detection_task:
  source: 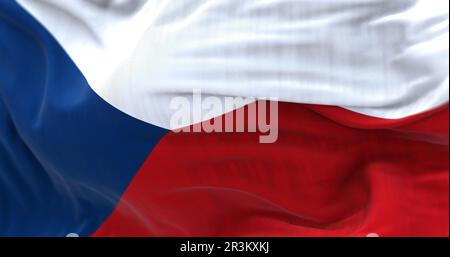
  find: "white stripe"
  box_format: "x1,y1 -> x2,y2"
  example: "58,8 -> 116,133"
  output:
18,0 -> 449,128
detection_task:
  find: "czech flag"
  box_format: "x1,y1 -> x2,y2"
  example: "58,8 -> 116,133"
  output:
0,0 -> 448,237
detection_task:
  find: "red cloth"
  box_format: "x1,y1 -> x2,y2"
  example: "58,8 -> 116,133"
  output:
94,102 -> 449,236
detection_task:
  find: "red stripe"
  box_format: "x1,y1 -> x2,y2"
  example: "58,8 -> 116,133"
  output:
93,103 -> 449,236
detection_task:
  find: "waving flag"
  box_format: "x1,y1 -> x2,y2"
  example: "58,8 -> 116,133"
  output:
0,0 -> 448,237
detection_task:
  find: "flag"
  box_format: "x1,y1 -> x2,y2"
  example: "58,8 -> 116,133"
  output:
0,0 -> 448,237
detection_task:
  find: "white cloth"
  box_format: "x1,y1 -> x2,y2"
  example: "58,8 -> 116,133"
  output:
18,0 -> 449,128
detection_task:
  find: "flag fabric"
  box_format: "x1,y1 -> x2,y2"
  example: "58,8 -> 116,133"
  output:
0,0 -> 448,237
